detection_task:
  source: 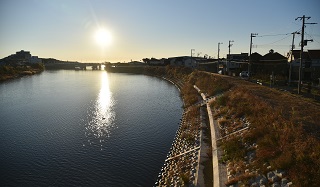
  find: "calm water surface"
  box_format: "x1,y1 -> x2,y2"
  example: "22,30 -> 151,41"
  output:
0,70 -> 183,186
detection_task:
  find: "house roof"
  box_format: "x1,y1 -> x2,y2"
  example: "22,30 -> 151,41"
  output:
227,53 -> 248,61
129,61 -> 142,64
308,50 -> 320,59
263,52 -> 287,62
291,50 -> 309,60
168,56 -> 191,59
168,56 -> 208,62
250,52 -> 262,61
291,50 -> 320,60
250,51 -> 287,63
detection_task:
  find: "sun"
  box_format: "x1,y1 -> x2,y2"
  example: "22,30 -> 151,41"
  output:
95,28 -> 112,46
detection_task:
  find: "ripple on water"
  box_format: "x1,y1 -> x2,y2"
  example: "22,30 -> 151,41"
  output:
0,71 -> 183,186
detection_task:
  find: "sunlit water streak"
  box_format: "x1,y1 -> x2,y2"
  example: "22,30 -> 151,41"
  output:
83,72 -> 116,148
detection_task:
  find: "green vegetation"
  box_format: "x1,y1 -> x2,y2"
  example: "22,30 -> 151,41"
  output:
0,63 -> 44,81
221,136 -> 246,161
145,66 -> 320,186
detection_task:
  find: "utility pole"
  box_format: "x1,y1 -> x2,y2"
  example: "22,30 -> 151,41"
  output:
191,49 -> 195,58
218,42 -> 223,73
228,40 -> 234,59
289,31 -> 300,85
248,33 -> 258,75
296,15 -> 317,94
191,49 -> 195,67
228,40 -> 234,74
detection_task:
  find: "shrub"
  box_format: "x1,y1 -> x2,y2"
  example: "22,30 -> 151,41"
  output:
222,137 -> 245,161
215,94 -> 227,106
180,172 -> 190,186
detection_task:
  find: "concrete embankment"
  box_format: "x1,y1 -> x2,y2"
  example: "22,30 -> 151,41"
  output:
154,77 -> 226,186
153,77 -> 202,186
161,77 -> 181,91
105,66 -> 145,74
154,109 -> 201,186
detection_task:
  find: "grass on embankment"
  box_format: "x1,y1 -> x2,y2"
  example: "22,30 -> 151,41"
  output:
190,70 -> 320,186
145,66 -> 320,186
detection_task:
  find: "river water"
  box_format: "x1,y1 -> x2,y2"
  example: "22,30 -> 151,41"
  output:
0,70 -> 183,186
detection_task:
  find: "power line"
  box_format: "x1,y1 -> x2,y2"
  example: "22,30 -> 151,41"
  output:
310,34 -> 320,37
305,32 -> 320,45
257,34 -> 292,46
258,44 -> 291,46
256,45 -> 292,49
256,33 -> 290,37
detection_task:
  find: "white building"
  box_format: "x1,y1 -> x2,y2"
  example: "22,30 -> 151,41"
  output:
169,56 -> 198,68
30,56 -> 42,64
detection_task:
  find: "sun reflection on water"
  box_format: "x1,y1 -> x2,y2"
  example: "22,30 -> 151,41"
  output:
84,72 -> 115,149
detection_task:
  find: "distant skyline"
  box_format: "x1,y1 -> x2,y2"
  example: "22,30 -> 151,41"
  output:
1,0 -> 320,63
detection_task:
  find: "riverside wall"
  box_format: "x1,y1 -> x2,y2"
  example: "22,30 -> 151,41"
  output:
105,66 -> 145,74
154,76 -> 201,186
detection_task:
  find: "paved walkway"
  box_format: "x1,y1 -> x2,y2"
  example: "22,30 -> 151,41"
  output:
196,106 -> 213,187
194,85 -> 227,187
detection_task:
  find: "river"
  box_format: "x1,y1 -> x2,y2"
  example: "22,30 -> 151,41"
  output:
0,70 -> 183,186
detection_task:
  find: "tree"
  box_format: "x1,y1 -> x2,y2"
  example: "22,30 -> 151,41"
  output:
142,58 -> 150,64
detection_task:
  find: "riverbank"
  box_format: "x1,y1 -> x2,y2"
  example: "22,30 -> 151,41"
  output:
105,65 -> 145,74
143,67 -> 214,186
144,66 -> 320,186
0,64 -> 44,81
153,75 -> 205,186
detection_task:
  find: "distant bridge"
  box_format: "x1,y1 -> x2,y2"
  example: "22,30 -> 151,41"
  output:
44,62 -> 104,70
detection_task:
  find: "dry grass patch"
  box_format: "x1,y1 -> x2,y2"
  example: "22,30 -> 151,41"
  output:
145,66 -> 320,186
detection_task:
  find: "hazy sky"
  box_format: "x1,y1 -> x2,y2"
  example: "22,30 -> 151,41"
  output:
1,0 -> 320,62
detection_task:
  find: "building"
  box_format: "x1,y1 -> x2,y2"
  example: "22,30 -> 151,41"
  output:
169,56 -> 199,68
224,53 -> 248,75
128,61 -> 146,66
222,50 -> 288,77
226,53 -> 248,61
1,50 -> 42,65
148,58 -> 166,66
30,56 -> 42,64
15,50 -> 32,62
41,58 -> 60,64
288,49 -> 320,81
251,49 -> 288,76
144,56 -> 200,68
197,59 -> 218,72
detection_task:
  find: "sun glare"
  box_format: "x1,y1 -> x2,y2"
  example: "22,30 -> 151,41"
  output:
95,28 -> 112,46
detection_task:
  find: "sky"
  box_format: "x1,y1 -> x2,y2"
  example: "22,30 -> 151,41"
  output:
1,0 -> 320,63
